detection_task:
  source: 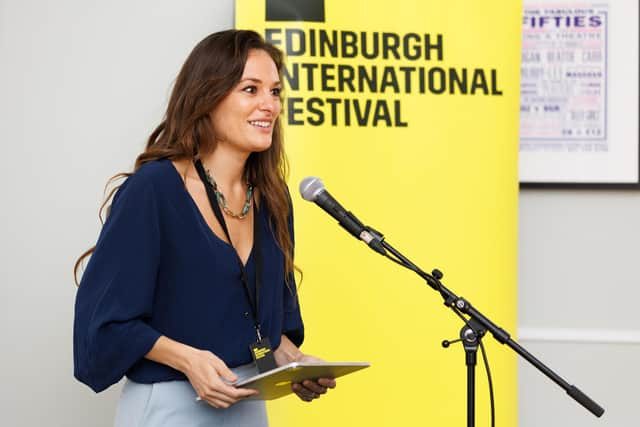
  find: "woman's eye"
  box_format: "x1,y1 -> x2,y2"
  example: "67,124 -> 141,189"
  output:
271,87 -> 282,96
242,85 -> 257,94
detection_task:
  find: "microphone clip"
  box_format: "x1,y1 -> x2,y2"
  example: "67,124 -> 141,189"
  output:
359,225 -> 386,256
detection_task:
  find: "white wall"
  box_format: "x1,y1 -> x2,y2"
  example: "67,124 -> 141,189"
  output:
0,1 -> 233,425
1,1 -> 637,426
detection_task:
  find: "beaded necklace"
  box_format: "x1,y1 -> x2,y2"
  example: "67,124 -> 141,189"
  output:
203,168 -> 254,219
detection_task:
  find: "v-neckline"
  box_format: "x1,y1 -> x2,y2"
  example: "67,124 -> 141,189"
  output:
166,160 -> 255,267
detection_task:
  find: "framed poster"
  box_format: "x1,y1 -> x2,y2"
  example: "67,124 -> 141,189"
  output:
519,0 -> 640,187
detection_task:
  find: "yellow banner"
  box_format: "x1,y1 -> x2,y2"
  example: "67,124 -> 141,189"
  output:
237,1 -> 521,425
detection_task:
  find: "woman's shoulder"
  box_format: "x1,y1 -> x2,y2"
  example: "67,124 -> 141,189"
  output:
134,159 -> 177,183
125,159 -> 183,190
114,159 -> 178,202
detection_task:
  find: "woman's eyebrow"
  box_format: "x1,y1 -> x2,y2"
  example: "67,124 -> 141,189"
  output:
239,77 -> 281,85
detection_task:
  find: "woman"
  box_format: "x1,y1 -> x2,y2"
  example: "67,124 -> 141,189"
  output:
73,30 -> 335,426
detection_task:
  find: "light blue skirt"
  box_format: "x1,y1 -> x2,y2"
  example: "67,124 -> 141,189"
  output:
114,364 -> 268,427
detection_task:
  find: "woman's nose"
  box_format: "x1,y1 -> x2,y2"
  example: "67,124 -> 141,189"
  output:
258,91 -> 278,113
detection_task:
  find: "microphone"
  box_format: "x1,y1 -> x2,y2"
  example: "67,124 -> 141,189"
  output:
299,177 -> 386,255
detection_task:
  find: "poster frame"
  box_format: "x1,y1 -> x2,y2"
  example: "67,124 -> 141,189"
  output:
519,3 -> 640,189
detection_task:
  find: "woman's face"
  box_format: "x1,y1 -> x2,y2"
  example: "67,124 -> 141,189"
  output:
211,49 -> 282,155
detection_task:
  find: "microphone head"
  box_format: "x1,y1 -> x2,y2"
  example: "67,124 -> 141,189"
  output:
299,176 -> 325,201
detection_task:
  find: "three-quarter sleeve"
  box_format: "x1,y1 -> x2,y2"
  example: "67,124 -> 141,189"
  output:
281,199 -> 304,347
73,173 -> 162,392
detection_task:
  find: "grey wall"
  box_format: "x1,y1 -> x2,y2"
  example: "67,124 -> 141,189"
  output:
518,190 -> 640,427
1,1 -> 637,426
0,1 -> 233,426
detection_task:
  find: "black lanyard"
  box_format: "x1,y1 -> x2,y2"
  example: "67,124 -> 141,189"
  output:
194,160 -> 264,341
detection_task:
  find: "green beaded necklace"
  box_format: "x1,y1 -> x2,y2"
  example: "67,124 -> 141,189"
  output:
203,168 -> 254,219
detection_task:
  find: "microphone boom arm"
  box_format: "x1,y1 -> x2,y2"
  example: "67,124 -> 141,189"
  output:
375,236 -> 605,419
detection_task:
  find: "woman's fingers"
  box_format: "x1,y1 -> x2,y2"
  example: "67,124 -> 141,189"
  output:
200,384 -> 259,407
225,385 -> 259,400
202,390 -> 236,408
301,380 -> 327,394
292,379 -> 336,402
317,377 -> 337,389
208,379 -> 258,399
292,383 -> 316,402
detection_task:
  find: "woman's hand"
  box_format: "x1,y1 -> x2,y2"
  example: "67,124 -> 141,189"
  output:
291,354 -> 337,402
145,336 -> 258,408
274,335 -> 337,403
183,348 -> 258,408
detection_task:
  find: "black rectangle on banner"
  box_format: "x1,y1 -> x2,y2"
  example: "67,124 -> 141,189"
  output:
265,0 -> 325,22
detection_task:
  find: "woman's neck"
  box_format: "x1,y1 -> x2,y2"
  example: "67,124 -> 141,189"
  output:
199,146 -> 250,192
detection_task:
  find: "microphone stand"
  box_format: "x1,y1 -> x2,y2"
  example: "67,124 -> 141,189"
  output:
364,227 -> 604,426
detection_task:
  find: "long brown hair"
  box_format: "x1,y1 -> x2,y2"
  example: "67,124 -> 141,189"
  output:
74,30 -> 295,285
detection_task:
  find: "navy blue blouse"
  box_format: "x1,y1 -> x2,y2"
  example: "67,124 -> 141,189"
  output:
73,160 -> 304,393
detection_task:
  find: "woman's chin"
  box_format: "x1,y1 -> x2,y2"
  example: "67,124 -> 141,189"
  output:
249,139 -> 273,153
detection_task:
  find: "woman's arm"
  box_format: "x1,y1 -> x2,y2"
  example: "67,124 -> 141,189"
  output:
74,174 -> 163,392
274,335 -> 337,402
145,336 -> 257,408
